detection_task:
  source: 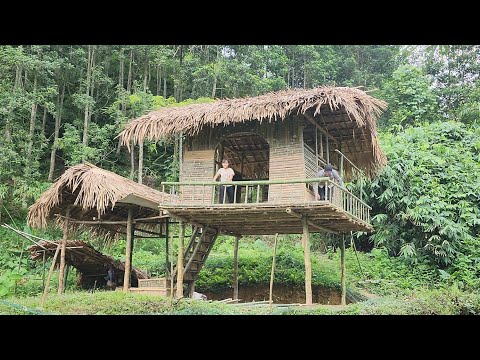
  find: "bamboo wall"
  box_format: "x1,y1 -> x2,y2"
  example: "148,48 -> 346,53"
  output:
181,115 -> 308,204
180,150 -> 215,203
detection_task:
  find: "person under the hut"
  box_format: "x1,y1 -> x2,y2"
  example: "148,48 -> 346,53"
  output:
105,265 -> 117,290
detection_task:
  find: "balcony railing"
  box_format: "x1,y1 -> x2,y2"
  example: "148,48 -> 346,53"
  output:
161,178 -> 371,224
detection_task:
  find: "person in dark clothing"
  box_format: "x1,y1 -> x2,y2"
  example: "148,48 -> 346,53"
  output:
313,164 -> 344,201
105,265 -> 117,290
232,171 -> 243,203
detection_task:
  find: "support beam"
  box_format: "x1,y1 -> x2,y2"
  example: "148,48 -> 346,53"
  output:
269,233 -> 279,305
233,235 -> 240,300
41,242 -> 61,307
302,216 -> 312,305
341,234 -> 346,306
123,207 -> 134,291
285,208 -> 339,234
162,210 -> 241,238
304,113 -> 338,146
58,207 -> 70,294
176,221 -> 186,298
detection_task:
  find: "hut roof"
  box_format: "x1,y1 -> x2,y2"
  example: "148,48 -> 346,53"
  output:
28,240 -> 148,286
27,162 -> 170,238
118,86 -> 388,175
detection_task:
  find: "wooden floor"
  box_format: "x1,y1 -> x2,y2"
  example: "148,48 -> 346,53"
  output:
160,201 -> 373,235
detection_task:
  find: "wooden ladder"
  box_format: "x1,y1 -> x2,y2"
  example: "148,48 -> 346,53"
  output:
172,225 -> 218,296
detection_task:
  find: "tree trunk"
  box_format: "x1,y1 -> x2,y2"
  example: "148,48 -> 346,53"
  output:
48,83 -> 65,181
82,45 -> 95,151
41,106 -> 47,139
143,47 -> 149,92
156,65 -> 161,95
130,140 -> 135,180
163,73 -> 167,99
138,139 -> 143,184
119,47 -> 125,113
126,49 -> 133,95
211,46 -> 220,98
27,75 -> 38,161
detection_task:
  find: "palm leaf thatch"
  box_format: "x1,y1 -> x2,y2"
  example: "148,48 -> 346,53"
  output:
27,162 -> 169,238
118,86 -> 388,173
28,240 -> 148,288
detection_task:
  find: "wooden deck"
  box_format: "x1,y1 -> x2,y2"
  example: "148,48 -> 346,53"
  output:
160,202 -> 372,235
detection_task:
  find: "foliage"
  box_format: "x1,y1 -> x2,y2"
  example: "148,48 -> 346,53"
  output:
0,270 -> 23,298
379,64 -> 438,129
195,236 -> 340,292
363,121 -> 480,267
423,45 -> 480,125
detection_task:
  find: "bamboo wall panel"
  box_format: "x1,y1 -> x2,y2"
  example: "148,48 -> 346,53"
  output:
182,116 -> 308,204
181,149 -> 214,204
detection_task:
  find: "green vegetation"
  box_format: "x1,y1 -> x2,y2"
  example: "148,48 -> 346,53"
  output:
2,45 -> 480,314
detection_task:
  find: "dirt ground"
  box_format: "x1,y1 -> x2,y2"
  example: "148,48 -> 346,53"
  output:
200,284 -> 351,304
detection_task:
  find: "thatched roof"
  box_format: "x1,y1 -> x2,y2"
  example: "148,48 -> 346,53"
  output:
118,86 -> 387,175
28,240 -> 148,288
27,162 -> 170,238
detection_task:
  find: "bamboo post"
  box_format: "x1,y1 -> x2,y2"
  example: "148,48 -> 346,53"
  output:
63,264 -> 70,291
269,233 -> 279,306
123,207 -> 134,291
58,207 -> 70,294
169,222 -> 175,303
165,218 -> 169,278
233,235 -> 241,300
42,250 -> 46,288
175,221 -> 185,298
340,234 -> 346,306
302,216 -> 312,305
41,242 -> 62,307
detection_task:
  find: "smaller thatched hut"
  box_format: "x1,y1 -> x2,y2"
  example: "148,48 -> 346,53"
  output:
28,240 -> 149,289
27,162 -> 170,239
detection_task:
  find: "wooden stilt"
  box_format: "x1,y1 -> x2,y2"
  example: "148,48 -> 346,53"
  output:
123,207 -> 134,291
175,221 -> 185,298
63,264 -> 70,291
169,222 -> 175,302
42,250 -> 46,288
233,235 -> 240,300
269,233 -> 279,306
41,242 -> 61,307
302,216 -> 312,305
58,207 -> 70,294
340,234 -> 346,306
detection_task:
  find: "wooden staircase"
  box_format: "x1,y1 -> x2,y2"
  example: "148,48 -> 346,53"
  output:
172,225 -> 219,296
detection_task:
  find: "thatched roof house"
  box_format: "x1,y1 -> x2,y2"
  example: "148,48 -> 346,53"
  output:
27,162 -> 170,238
119,86 -> 387,179
28,240 -> 148,288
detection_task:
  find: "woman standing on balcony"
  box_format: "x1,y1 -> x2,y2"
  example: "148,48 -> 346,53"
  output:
213,158 -> 235,203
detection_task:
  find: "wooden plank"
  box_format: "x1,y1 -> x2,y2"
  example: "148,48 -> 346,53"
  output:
41,242 -> 61,307
269,233 -> 279,305
341,234 -> 346,306
176,222 -> 186,298
302,217 -> 312,305
233,235 -> 240,300
58,207 -> 70,294
123,208 -> 134,291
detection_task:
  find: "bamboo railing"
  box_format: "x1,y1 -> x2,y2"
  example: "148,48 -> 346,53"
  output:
161,178 -> 371,224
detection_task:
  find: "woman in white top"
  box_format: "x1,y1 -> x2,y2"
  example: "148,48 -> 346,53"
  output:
213,159 -> 235,203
